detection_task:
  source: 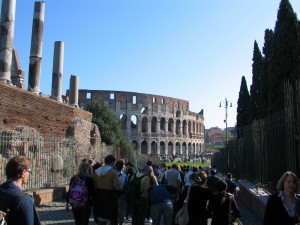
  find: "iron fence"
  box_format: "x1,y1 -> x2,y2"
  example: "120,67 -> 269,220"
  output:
0,131 -> 103,191
212,80 -> 300,191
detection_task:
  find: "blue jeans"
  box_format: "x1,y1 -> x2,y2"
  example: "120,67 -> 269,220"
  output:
131,197 -> 147,225
151,201 -> 173,225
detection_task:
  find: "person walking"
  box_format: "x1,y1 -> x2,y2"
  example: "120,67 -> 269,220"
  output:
207,179 -> 240,225
263,171 -> 300,225
93,155 -> 121,225
66,162 -> 95,225
148,184 -> 177,225
116,160 -> 127,225
0,156 -> 41,225
178,173 -> 212,225
129,166 -> 150,225
225,173 -> 239,196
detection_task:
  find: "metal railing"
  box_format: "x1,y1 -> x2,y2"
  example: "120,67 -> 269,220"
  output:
0,131 -> 103,191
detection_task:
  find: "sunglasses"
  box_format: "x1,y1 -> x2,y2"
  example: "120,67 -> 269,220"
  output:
25,169 -> 32,173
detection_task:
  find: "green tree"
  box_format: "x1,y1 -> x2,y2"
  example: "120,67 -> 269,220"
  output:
86,101 -> 133,155
237,76 -> 250,138
250,41 -> 263,122
268,0 -> 299,114
259,29 -> 274,118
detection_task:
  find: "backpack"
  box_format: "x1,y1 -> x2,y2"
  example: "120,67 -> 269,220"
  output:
127,174 -> 146,199
0,191 -> 27,225
69,176 -> 89,208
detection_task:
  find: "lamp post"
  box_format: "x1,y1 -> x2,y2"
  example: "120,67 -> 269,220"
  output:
219,98 -> 232,168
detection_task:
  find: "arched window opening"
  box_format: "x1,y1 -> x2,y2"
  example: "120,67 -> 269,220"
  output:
176,119 -> 180,135
151,117 -> 157,133
168,142 -> 173,156
168,118 -> 174,132
141,107 -> 148,114
119,114 -> 127,129
183,120 -> 187,135
176,142 -> 180,156
131,115 -> 138,129
151,142 -> 157,155
160,142 -> 166,156
132,141 -> 138,151
142,117 -> 148,132
141,140 -> 148,154
160,117 -> 166,131
176,110 -> 181,118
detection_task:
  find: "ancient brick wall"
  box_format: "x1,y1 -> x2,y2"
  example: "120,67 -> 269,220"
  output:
0,82 -> 92,138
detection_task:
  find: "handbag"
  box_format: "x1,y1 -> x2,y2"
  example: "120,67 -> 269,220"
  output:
175,186 -> 191,225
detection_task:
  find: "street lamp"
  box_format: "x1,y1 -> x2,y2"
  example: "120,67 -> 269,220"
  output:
219,98 -> 232,168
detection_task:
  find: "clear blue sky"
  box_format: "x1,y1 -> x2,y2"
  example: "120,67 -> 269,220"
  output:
4,0 -> 300,129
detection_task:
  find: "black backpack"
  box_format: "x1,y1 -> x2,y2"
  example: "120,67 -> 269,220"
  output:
0,191 -> 27,225
127,174 -> 146,199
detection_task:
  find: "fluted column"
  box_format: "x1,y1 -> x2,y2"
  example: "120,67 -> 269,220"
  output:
69,75 -> 79,107
27,1 -> 45,94
51,41 -> 64,102
0,0 -> 16,83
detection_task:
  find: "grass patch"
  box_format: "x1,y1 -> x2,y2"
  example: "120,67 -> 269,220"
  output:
165,161 -> 211,168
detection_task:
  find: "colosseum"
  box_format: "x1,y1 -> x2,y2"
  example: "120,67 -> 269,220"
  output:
77,90 -> 205,160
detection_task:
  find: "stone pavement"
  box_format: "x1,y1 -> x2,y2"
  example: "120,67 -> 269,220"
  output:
36,200 -> 263,225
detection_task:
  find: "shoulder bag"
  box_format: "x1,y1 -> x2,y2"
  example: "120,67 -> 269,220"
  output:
175,186 -> 191,225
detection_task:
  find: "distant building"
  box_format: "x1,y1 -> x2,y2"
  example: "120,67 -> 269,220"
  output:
205,127 -> 235,145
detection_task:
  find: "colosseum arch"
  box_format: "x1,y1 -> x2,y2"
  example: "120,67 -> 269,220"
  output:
182,120 -> 187,135
168,118 -> 174,133
182,142 -> 187,156
131,115 -> 138,129
77,90 -> 205,158
160,117 -> 166,131
141,140 -> 148,154
141,106 -> 148,114
120,114 -> 127,129
188,143 -> 192,156
168,142 -> 173,155
151,117 -> 157,133
132,141 -> 138,151
160,141 -> 166,155
151,141 -> 158,155
142,117 -> 148,132
176,119 -> 180,135
175,142 -> 181,155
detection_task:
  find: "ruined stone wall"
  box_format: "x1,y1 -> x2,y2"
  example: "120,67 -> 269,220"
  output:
78,90 -> 205,158
0,82 -> 92,138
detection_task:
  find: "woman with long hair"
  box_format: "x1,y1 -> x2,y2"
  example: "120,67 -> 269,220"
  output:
66,162 -> 95,225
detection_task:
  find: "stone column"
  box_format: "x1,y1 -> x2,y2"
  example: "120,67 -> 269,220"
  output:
69,75 -> 79,107
0,0 -> 16,83
51,41 -> 64,102
27,1 -> 45,94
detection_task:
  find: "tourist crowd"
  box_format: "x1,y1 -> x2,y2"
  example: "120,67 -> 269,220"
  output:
65,155 -> 241,225
1,155 -> 300,225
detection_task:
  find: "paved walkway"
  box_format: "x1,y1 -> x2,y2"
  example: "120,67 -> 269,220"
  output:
36,200 -> 263,225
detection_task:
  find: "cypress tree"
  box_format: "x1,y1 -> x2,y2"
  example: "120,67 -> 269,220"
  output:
260,29 -> 274,118
237,76 -> 250,138
250,41 -> 263,122
268,0 -> 299,114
